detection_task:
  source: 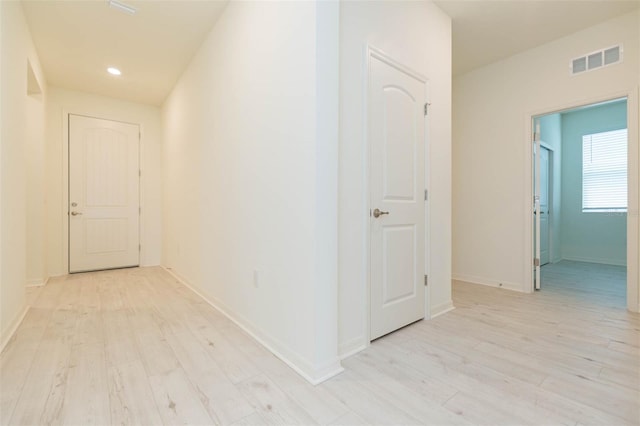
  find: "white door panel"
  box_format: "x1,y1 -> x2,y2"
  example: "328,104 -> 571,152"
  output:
534,122 -> 541,290
540,147 -> 550,266
370,52 -> 426,340
69,115 -> 140,273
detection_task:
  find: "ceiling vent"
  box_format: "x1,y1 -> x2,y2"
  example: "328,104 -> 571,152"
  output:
571,45 -> 622,75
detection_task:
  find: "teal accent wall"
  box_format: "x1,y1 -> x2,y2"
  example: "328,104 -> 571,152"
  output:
539,113 -> 562,263
560,100 -> 627,266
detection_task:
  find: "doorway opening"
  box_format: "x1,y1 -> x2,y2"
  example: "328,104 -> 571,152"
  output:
532,97 -> 628,307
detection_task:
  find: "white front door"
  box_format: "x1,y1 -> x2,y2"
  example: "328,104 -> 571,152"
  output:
69,114 -> 140,273
369,50 -> 426,340
539,146 -> 550,266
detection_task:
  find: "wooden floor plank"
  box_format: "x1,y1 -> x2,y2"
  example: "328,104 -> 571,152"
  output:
107,360 -> 164,426
59,342 -> 111,426
147,367 -> 215,425
0,262 -> 637,425
236,374 -> 319,425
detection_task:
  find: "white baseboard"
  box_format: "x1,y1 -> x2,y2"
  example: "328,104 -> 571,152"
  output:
162,266 -> 344,385
1,305 -> 29,353
338,336 -> 367,360
560,256 -> 626,267
452,273 -> 523,293
430,300 -> 455,318
26,276 -> 49,288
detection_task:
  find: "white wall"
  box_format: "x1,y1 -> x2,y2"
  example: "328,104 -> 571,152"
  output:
453,11 -> 639,309
338,1 -> 452,357
1,1 -> 47,347
46,87 -> 162,277
539,113 -> 562,264
637,26 -> 640,312
26,60 -> 46,286
162,1 -> 341,383
1,0 -> 3,346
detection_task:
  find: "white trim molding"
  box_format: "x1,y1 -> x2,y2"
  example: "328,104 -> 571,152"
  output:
430,301 -> 455,318
338,336 -> 367,360
26,276 -> 49,288
453,273 -> 523,293
163,267 -> 344,385
561,256 -> 626,267
1,306 -> 29,353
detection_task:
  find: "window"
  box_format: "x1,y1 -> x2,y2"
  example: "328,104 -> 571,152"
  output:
582,128 -> 627,212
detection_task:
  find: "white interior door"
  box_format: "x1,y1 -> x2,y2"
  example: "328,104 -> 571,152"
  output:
534,121 -> 541,290
69,114 -> 140,273
369,51 -> 426,340
539,146 -> 550,266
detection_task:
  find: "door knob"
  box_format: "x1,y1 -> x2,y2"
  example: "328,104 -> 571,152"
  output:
71,211 -> 83,216
373,208 -> 389,218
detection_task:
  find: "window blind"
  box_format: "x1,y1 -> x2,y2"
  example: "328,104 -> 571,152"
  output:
582,128 -> 627,212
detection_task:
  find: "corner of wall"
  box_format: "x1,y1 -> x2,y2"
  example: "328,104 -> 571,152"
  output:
338,336 -> 367,360
0,306 -> 29,353
163,267 -> 344,384
1,0 -> 46,354
430,300 -> 455,318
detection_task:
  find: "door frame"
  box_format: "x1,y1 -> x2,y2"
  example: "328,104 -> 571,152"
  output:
523,88 -> 639,313
364,45 -> 431,344
61,110 -> 142,274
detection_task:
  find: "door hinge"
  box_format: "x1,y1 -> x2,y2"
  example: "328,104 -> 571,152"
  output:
424,103 -> 431,116
139,169 -> 141,177
534,258 -> 540,267
424,189 -> 428,201
424,275 -> 428,286
139,244 -> 141,252
139,206 -> 141,215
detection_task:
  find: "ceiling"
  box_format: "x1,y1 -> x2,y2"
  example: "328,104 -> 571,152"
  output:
22,0 -> 229,106
21,1 -> 640,106
434,0 -> 640,76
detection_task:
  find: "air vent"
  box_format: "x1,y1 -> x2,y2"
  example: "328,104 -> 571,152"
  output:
571,45 -> 622,75
604,46 -> 620,65
572,57 -> 587,74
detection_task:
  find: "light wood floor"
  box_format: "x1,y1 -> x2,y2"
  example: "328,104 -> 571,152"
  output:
1,264 -> 638,425
541,260 -> 627,308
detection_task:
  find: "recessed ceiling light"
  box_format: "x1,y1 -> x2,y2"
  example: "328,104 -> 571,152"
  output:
108,0 -> 137,16
107,67 -> 122,76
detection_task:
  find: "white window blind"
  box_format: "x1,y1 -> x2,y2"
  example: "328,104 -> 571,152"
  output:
582,128 -> 627,212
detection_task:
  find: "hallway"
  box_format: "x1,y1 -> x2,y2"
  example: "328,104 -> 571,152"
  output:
1,267 -> 638,425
